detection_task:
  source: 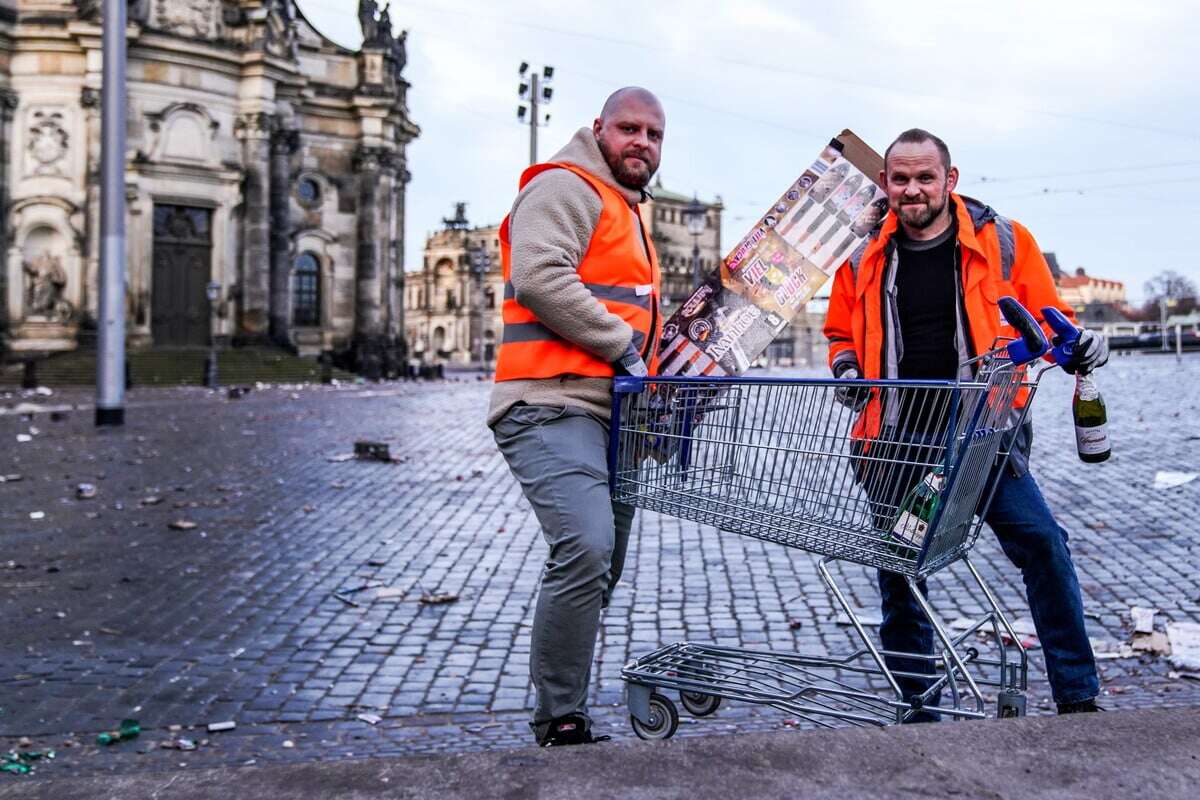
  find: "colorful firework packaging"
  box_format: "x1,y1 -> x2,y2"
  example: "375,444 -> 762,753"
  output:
656,130 -> 885,379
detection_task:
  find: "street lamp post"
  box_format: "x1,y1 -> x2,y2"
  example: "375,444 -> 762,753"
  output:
517,63 -> 554,166
205,281 -> 220,389
683,194 -> 707,289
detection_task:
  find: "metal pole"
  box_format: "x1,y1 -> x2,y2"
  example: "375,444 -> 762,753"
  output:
96,0 -> 127,427
1160,299 -> 1169,352
1177,324 -> 1183,363
692,238 -> 701,287
529,72 -> 538,166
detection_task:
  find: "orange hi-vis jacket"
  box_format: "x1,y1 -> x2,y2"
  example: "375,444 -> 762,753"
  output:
495,162 -> 663,381
824,194 -> 1075,445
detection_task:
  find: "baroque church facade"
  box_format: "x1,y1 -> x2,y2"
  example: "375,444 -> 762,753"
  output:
0,1 -> 418,375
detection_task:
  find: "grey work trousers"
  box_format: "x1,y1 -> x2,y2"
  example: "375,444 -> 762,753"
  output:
492,404 -> 635,732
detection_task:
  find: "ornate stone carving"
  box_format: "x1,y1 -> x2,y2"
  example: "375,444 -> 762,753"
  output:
80,87 -> 101,109
23,252 -> 74,322
358,0 -> 380,43
28,110 -> 69,176
80,1 -> 155,25
263,0 -> 299,60
234,112 -> 276,139
353,146 -> 394,173
152,0 -> 221,40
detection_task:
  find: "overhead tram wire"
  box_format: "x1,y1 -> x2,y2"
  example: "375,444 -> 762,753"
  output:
383,0 -> 1200,143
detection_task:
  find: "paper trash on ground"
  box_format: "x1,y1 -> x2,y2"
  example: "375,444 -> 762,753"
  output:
1167,622 -> 1200,671
1152,471 -> 1197,490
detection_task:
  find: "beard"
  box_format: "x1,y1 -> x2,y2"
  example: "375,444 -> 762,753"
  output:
598,137 -> 657,190
895,189 -> 948,230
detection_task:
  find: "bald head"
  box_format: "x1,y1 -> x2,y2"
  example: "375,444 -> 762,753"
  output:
593,87 -> 665,191
599,87 -> 664,121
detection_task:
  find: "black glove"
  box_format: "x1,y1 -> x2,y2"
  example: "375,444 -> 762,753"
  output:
1059,329 -> 1109,374
614,341 -> 648,377
833,362 -> 868,412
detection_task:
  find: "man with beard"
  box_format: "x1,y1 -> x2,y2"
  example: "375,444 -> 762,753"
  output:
824,129 -> 1109,720
490,87 -> 665,746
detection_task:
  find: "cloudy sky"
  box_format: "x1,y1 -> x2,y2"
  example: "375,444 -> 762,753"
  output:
297,0 -> 1199,304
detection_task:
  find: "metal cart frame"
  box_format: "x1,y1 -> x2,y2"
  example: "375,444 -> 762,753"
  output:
609,301 -> 1060,738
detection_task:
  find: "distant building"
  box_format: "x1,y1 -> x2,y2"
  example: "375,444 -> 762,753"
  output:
644,178 -> 723,309
404,209 -> 500,365
1,1 -> 419,379
1051,263 -> 1129,326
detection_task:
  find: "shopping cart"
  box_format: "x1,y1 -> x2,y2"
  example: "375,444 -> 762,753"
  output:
610,298 -> 1072,738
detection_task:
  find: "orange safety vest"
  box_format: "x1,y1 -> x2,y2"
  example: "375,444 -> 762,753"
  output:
495,162 -> 662,381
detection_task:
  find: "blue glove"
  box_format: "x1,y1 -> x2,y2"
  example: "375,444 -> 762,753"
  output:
614,341 -> 648,377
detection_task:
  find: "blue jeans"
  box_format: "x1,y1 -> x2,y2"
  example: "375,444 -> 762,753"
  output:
878,467 -> 1099,710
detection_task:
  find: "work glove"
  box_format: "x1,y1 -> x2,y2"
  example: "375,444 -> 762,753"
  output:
1059,329 -> 1109,375
833,362 -> 869,412
614,341 -> 649,377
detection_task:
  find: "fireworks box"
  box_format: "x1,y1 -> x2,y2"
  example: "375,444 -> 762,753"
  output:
657,130 -> 886,377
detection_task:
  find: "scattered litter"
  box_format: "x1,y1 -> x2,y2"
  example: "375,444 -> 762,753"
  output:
354,440 -> 393,462
16,434 -> 31,443
464,723 -> 502,734
206,721 -> 236,733
2,749 -> 54,776
302,504 -> 317,514
367,559 -> 387,567
97,719 -> 140,745
227,387 -> 251,400
1131,606 -> 1158,635
1,474 -> 23,483
140,496 -> 163,506
326,453 -> 355,463
34,387 -> 52,397
29,511 -> 44,520
332,593 -> 360,608
161,738 -> 196,751
75,483 -> 97,500
419,592 -> 460,605
1131,631 -> 1171,656
1091,638 -> 1136,660
98,627 -> 121,636
168,520 -> 198,531
356,713 -> 382,726
834,611 -> 882,627
375,587 -> 406,601
1153,471 -> 1197,490
787,618 -> 804,630
1167,622 -> 1200,671
281,740 -> 295,749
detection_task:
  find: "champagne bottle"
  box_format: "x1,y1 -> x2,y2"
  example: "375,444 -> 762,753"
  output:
887,468 -> 944,556
1073,373 -> 1111,463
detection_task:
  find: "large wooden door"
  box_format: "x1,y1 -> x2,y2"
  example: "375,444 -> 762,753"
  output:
151,205 -> 212,346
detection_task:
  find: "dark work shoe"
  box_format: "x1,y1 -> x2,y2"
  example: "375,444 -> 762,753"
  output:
536,714 -> 611,747
1057,698 -> 1104,714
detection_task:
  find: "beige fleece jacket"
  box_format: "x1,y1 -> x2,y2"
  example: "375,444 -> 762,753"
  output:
487,127 -> 649,427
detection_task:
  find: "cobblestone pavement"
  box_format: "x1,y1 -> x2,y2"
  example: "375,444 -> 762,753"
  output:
1,354 -> 1198,780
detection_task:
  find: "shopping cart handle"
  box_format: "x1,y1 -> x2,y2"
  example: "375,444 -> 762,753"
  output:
999,296 -> 1048,365
1042,306 -> 1080,370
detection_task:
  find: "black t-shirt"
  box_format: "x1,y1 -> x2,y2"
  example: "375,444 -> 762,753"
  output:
895,222 -> 959,381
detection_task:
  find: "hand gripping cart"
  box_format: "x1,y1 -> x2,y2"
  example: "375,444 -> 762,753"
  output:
609,298 -> 1076,739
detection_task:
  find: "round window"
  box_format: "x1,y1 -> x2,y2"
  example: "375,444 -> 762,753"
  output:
297,177 -> 321,205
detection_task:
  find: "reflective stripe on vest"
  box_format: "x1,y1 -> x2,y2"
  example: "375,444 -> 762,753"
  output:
494,161 -> 662,382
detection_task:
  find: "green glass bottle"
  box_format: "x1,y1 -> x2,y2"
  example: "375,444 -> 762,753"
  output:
1073,374 -> 1111,463
888,468 -> 944,557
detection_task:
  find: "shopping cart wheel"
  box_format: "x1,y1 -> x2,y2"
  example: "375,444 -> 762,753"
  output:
679,690 -> 722,717
631,693 -> 679,740
997,689 -> 1026,719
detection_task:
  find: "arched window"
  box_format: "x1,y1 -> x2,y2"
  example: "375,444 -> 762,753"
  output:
292,252 -> 321,326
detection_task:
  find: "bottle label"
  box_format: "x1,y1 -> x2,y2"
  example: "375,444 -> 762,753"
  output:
891,511 -> 928,548
1075,424 -> 1110,455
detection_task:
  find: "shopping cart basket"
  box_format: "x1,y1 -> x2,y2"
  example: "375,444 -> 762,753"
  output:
611,298 -> 1067,738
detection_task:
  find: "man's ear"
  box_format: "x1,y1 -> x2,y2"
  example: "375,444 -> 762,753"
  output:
946,166 -> 959,193
878,168 -> 887,188
592,118 -> 603,138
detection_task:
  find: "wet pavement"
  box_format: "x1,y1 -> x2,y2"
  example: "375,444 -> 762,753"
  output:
1,354 -> 1198,780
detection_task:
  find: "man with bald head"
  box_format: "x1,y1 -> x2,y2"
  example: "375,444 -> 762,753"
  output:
490,88 -> 666,746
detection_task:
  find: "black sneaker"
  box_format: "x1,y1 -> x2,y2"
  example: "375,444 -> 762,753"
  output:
536,714 -> 611,747
1057,698 -> 1104,714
